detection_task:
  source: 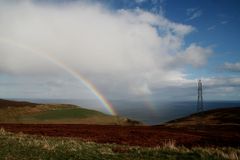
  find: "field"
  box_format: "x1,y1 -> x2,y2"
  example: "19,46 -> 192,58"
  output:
0,128 -> 239,160
27,108 -> 102,120
0,99 -> 141,125
0,123 -> 240,148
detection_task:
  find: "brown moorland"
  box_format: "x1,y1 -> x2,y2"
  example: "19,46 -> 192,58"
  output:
0,123 -> 239,147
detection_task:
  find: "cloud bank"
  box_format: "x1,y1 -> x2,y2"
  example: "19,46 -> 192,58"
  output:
0,1 -> 214,100
223,62 -> 240,72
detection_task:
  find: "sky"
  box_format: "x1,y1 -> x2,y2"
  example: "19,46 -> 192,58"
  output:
0,0 -> 240,108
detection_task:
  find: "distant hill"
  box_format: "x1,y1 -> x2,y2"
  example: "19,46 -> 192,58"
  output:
0,99 -> 38,108
166,107 -> 240,126
0,99 -> 141,126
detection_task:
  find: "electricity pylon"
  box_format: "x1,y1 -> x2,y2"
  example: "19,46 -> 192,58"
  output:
197,79 -> 204,113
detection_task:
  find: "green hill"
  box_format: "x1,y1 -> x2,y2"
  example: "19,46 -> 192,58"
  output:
0,99 -> 141,125
166,107 -> 240,126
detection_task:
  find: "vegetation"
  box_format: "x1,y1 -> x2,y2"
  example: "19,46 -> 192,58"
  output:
0,128 -> 239,160
0,99 -> 38,108
0,99 -> 141,125
30,108 -> 102,120
167,107 -> 240,126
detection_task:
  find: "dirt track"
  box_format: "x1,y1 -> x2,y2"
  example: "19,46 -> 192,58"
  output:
0,124 -> 239,147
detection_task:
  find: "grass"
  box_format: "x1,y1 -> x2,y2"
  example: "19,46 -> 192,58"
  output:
0,104 -> 140,125
0,128 -> 239,160
0,104 -> 141,125
27,108 -> 103,120
0,104 -> 73,122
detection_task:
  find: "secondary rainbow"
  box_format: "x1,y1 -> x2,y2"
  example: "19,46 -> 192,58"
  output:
0,38 -> 117,115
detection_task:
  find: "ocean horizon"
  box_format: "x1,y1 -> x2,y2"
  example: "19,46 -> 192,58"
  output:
10,98 -> 240,125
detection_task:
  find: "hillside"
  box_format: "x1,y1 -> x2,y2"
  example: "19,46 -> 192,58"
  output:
0,99 -> 141,125
166,107 -> 240,126
0,99 -> 38,108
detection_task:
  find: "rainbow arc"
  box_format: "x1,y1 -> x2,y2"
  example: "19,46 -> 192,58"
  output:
0,38 -> 117,115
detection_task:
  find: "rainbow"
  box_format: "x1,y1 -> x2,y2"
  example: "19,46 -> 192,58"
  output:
0,38 -> 117,115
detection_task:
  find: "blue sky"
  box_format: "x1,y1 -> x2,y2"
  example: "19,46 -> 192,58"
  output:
0,0 -> 240,105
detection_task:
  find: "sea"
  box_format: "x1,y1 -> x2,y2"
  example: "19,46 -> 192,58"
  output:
13,98 -> 240,125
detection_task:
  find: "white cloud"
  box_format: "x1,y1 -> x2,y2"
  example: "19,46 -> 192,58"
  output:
207,25 -> 216,31
135,0 -> 146,3
177,44 -> 212,67
0,1 -> 212,99
186,8 -> 202,21
221,21 -> 228,24
223,62 -> 240,72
